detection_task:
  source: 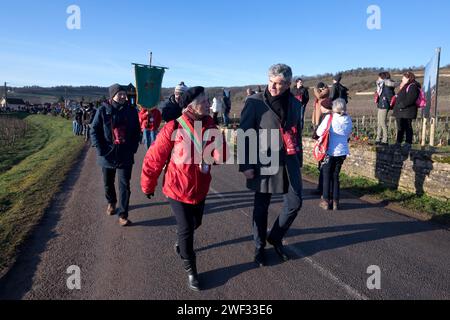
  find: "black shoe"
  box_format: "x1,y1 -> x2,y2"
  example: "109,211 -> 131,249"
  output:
267,237 -> 290,262
183,258 -> 201,291
254,249 -> 266,267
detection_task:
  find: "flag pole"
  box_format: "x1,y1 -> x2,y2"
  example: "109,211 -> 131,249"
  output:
149,52 -> 153,67
429,47 -> 441,147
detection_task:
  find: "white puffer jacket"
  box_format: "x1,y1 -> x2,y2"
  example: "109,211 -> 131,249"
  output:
316,113 -> 353,157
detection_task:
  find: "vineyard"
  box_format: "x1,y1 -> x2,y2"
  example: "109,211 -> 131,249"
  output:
303,116 -> 450,147
0,114 -> 29,147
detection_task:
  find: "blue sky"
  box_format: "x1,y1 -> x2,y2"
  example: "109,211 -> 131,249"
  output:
1,0 -> 449,87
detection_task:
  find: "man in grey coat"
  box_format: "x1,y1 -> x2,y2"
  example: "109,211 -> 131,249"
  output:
239,64 -> 303,267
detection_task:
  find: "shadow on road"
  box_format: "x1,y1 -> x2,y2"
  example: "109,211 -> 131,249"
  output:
198,219 -> 440,290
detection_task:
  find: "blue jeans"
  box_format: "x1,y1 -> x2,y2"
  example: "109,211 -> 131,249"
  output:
223,112 -> 230,126
143,129 -> 157,150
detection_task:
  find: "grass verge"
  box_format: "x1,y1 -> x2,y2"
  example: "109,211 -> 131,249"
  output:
302,163 -> 450,226
0,114 -> 85,277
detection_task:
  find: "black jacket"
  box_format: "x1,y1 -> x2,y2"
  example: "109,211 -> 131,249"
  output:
161,95 -> 182,122
291,86 -> 310,106
91,102 -> 141,169
330,83 -> 349,103
377,80 -> 396,110
239,91 -> 303,195
393,82 -> 420,119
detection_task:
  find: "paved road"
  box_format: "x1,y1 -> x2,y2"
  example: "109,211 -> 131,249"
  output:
1,144 -> 449,300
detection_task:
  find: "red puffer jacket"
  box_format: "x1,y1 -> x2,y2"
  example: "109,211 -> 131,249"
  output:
139,108 -> 162,131
141,114 -> 228,204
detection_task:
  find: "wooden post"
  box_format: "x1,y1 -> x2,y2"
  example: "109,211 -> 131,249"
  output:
430,117 -> 436,146
421,118 -> 428,147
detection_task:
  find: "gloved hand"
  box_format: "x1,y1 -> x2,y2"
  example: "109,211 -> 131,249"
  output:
146,193 -> 154,200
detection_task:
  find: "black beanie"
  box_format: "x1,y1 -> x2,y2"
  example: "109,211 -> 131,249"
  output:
179,86 -> 205,109
109,83 -> 126,99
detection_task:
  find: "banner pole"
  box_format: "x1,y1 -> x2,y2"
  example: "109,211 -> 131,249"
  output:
150,52 -> 153,67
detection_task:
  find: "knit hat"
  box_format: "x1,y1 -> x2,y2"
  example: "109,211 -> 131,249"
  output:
179,86 -> 205,109
109,83 -> 126,99
175,82 -> 189,93
317,82 -> 326,90
320,98 -> 333,110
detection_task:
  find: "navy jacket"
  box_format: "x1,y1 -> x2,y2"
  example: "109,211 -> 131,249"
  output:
91,102 -> 141,169
161,95 -> 182,122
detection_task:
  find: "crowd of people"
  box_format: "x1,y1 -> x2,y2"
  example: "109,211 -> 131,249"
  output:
73,65 -> 424,292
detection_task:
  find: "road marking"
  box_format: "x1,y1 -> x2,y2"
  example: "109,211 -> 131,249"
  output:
210,187 -> 369,300
288,246 -> 370,300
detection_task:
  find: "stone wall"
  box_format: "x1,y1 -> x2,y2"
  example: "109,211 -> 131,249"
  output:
223,129 -> 450,200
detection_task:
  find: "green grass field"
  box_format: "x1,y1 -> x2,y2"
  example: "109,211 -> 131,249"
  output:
0,114 -> 85,276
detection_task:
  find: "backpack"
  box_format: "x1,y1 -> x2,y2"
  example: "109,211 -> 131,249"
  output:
407,83 -> 427,109
313,114 -> 333,162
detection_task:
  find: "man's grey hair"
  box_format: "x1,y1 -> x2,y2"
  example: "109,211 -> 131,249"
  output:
332,98 -> 347,115
268,64 -> 293,83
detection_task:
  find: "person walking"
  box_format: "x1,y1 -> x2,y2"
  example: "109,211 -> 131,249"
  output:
139,106 -> 162,149
141,86 -> 227,291
239,64 -> 303,267
91,84 -> 141,226
316,98 -> 352,211
82,103 -> 96,142
393,71 -> 420,149
375,72 -> 396,145
161,82 -> 189,122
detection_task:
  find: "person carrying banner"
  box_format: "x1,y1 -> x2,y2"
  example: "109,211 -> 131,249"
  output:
141,86 -> 227,291
239,64 -> 303,267
91,84 -> 141,227
161,82 -> 189,122
139,106 -> 162,149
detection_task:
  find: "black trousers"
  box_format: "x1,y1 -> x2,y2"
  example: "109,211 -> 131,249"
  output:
168,198 -> 205,260
253,187 -> 302,250
102,166 -> 133,219
321,156 -> 346,202
396,118 -> 413,144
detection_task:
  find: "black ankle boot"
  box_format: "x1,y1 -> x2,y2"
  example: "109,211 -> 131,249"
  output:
182,258 -> 200,291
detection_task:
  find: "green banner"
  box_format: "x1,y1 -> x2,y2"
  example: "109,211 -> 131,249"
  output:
134,65 -> 165,108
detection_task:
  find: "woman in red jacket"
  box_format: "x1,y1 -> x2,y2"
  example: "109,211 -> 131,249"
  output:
141,86 -> 227,291
138,106 -> 162,150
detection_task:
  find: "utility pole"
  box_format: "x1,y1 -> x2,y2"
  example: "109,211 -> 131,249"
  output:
4,82 -> 8,108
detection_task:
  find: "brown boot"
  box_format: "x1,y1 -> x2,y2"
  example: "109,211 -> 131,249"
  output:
119,217 -> 132,227
319,200 -> 330,210
106,203 -> 116,216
